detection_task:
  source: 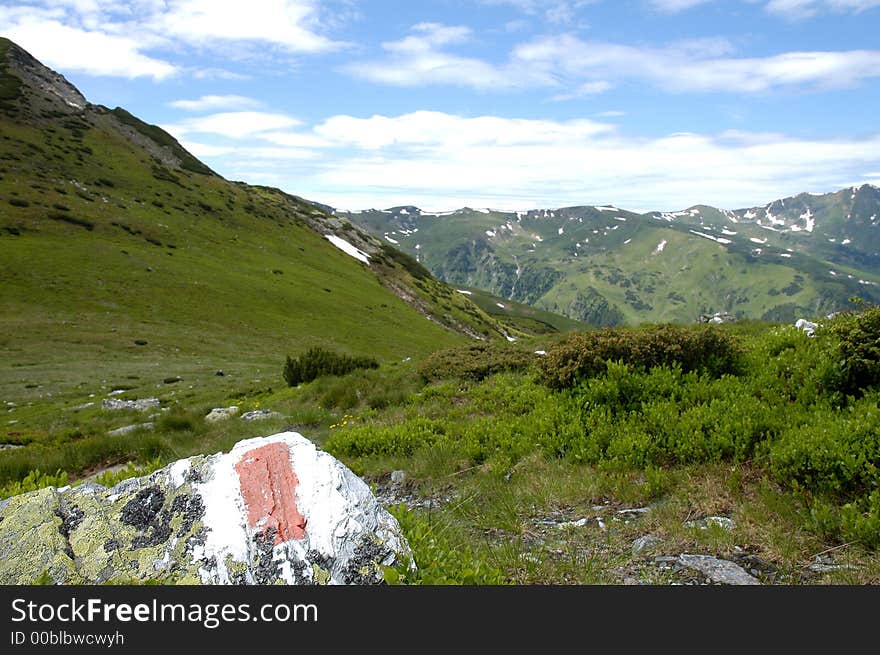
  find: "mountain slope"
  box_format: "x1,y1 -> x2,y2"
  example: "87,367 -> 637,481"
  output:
337,189 -> 880,326
0,38 -> 508,411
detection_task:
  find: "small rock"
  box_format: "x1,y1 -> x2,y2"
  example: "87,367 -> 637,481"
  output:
795,318 -> 818,337
557,518 -> 590,529
240,409 -> 283,422
63,402 -> 95,412
108,422 -> 154,436
685,516 -> 736,531
678,554 -> 761,585
390,470 -> 406,485
618,507 -> 651,516
0,444 -> 24,451
102,398 -> 160,412
205,406 -> 239,422
808,555 -> 857,573
163,376 -> 182,384
632,535 -> 662,555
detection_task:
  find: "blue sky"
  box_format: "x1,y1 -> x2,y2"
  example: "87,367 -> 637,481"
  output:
2,0 -> 879,211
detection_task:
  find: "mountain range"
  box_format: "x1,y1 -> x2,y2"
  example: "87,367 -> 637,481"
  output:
335,185 -> 880,326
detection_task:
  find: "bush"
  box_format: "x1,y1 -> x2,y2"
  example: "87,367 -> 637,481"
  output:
380,243 -> 432,280
418,342 -> 537,382
824,305 -> 880,397
538,324 -> 743,389
325,417 -> 447,458
283,347 -> 378,387
767,397 -> 880,498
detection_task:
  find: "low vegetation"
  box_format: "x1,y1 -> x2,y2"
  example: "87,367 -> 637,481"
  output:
283,347 -> 379,387
4,308 -> 880,583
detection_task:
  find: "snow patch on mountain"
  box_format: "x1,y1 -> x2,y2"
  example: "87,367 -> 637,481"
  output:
689,230 -> 731,245
325,235 -> 370,265
800,208 -> 815,233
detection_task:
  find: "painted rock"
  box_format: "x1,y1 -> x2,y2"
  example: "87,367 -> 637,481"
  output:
0,432 -> 410,584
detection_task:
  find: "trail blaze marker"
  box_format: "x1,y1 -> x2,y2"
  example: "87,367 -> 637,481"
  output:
234,442 -> 307,543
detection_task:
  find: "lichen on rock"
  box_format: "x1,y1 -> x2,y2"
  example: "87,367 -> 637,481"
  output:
0,432 -> 410,585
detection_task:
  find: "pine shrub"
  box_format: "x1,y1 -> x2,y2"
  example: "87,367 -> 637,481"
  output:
283,347 -> 378,387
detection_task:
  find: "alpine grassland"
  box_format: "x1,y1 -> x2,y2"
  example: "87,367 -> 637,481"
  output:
4,309 -> 880,583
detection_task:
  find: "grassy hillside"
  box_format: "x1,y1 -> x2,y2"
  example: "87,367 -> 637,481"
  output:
0,38 -> 509,462
454,286 -> 586,334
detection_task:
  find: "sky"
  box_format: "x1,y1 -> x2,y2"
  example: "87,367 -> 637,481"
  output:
1,0 -> 879,212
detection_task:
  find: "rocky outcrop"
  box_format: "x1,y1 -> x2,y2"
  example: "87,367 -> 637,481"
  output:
0,432 -> 410,584
678,554 -> 761,585
205,406 -> 238,422
102,398 -> 160,412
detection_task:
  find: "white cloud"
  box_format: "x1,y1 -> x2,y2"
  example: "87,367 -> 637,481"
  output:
178,109 -> 880,213
512,34 -> 880,93
163,111 -> 302,139
481,0 -> 599,23
648,0 -> 717,12
0,11 -> 176,79
550,80 -> 612,101
344,23 -> 553,90
345,27 -> 880,94
169,95 -> 262,111
0,0 -> 345,80
147,0 -> 346,53
765,0 -> 880,18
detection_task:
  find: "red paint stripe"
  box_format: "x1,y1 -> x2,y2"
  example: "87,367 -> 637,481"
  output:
234,442 -> 307,544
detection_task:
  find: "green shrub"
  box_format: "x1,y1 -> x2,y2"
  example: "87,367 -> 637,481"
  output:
767,398 -> 880,498
538,324 -> 743,389
824,305 -> 880,397
0,469 -> 68,499
283,347 -> 378,387
380,243 -> 433,280
47,211 -> 94,231
325,417 -> 446,458
418,342 -> 537,382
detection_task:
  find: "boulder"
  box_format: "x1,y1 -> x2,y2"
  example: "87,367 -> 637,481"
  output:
699,312 -> 736,324
107,422 -> 154,436
678,554 -> 761,585
632,535 -> 661,555
102,398 -> 160,412
240,409 -> 283,421
205,405 -> 238,422
0,431 -> 411,584
685,516 -> 736,531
